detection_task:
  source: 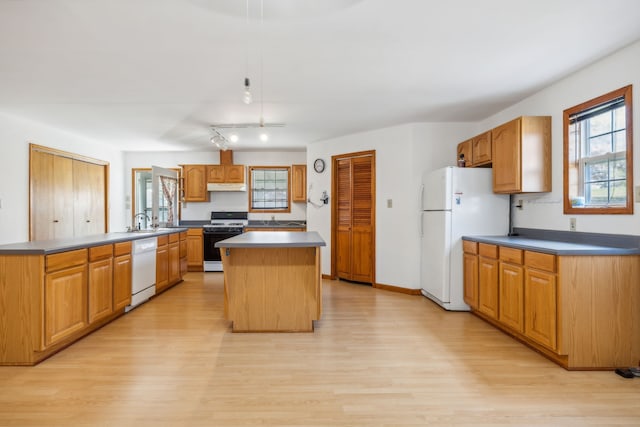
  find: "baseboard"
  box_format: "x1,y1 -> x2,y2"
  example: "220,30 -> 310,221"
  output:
373,283 -> 422,295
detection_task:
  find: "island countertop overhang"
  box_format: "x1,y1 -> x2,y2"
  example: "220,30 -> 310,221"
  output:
215,231 -> 326,248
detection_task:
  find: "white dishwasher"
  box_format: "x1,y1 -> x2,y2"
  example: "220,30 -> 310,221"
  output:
126,236 -> 157,312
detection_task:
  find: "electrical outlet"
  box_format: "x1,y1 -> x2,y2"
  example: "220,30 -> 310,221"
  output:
569,217 -> 577,231
387,199 -> 392,208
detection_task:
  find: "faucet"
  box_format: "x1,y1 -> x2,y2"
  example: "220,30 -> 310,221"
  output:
133,212 -> 150,230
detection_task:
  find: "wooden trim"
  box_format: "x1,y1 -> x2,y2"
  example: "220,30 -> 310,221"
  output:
29,143 -> 109,166
330,150 -> 376,284
563,85 -> 633,215
247,166 -> 292,214
373,283 -> 422,295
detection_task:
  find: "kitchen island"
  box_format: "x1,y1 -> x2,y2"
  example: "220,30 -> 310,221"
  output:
216,231 -> 325,332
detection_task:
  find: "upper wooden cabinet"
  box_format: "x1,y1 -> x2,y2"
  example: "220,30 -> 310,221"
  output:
182,164 -> 209,202
457,140 -> 473,167
492,116 -> 551,194
471,131 -> 492,166
456,131 -> 492,167
291,164 -> 307,203
206,164 -> 245,184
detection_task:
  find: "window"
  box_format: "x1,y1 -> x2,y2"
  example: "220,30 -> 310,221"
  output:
564,85 -> 633,214
248,166 -> 291,213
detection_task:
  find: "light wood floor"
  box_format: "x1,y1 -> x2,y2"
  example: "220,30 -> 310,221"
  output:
1,273 -> 639,426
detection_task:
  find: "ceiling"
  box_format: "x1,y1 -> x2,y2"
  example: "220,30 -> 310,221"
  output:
1,0 -> 640,152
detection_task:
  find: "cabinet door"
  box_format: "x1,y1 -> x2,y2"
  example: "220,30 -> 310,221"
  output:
44,265 -> 88,347
113,254 -> 132,311
156,245 -> 169,291
88,258 -> 113,324
457,140 -> 473,167
224,165 -> 245,183
499,262 -> 524,332
73,160 -> 106,237
186,229 -> 203,271
524,269 -> 557,350
31,151 -> 75,240
206,165 -> 225,183
463,253 -> 479,309
291,164 -> 307,202
472,131 -> 492,166
478,256 -> 499,319
183,165 -> 208,202
492,118 -> 521,193
168,241 -> 181,285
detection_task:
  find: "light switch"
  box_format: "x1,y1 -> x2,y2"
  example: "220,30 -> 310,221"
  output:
387,199 -> 392,208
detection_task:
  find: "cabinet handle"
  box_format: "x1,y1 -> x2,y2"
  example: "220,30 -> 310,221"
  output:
53,220 -> 59,223
86,220 -> 91,223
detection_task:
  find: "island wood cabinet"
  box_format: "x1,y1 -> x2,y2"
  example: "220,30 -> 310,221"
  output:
462,239 -> 640,369
88,244 -> 114,325
186,228 -> 204,271
491,116 -> 551,194
113,241 -> 132,311
181,164 -> 209,202
291,164 -> 307,202
44,249 -> 89,348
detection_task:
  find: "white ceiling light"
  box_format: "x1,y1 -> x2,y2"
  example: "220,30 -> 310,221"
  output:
210,129 -> 230,151
259,132 -> 268,142
242,0 -> 252,105
229,133 -> 239,143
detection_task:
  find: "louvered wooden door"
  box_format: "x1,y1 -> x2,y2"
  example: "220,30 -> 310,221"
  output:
335,153 -> 374,284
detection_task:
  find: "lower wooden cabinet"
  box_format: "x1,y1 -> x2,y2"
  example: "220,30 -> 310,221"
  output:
157,232 -> 183,293
478,243 -> 499,319
498,261 -> 524,333
186,228 -> 203,271
462,241 -> 478,309
88,244 -> 114,325
44,263 -> 88,348
113,241 -> 132,311
179,231 -> 188,276
462,238 -> 640,369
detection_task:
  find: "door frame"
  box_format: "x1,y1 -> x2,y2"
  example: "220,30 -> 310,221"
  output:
330,150 -> 376,284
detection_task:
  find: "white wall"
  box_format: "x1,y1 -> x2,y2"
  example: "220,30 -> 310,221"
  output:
307,122 -> 476,289
478,39 -> 640,235
123,150 -> 307,226
0,113 -> 126,245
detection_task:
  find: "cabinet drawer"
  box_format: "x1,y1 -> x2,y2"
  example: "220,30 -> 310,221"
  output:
46,249 -> 87,273
168,232 -> 179,244
89,244 -> 113,262
113,241 -> 132,257
157,235 -> 168,246
180,231 -> 187,241
479,243 -> 498,259
187,228 -> 202,237
524,251 -> 556,272
463,240 -> 478,254
499,247 -> 523,264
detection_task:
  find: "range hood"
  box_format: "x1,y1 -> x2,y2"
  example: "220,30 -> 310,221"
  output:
207,182 -> 246,192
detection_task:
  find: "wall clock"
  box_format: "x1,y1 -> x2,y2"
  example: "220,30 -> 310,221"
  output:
314,158 -> 325,173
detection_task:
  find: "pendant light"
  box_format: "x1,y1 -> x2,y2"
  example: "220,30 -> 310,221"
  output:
242,0 -> 252,104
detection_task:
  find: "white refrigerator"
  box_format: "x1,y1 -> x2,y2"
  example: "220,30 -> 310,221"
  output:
420,166 -> 509,311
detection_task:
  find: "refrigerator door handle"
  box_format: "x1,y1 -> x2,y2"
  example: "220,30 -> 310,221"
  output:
419,184 -> 424,211
420,211 -> 424,238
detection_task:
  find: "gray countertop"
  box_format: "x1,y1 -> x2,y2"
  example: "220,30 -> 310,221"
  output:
215,231 -> 325,248
0,227 -> 188,255
463,235 -> 640,255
